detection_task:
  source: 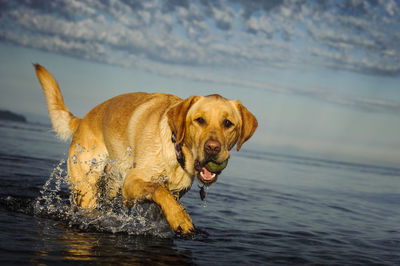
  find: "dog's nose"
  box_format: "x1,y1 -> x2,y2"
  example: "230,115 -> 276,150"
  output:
204,139 -> 221,155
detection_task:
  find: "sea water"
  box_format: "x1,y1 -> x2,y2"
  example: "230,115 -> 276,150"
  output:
0,119 -> 399,265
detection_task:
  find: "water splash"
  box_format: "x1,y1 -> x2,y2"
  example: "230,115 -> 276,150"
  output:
33,159 -> 174,238
34,159 -> 71,219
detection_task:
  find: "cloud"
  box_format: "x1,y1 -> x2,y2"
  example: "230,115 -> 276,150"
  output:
0,0 -> 399,114
1,0 -> 399,74
385,0 -> 397,16
244,14 -> 273,37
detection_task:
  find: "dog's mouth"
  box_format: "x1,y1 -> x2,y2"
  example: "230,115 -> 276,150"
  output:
194,159 -> 228,186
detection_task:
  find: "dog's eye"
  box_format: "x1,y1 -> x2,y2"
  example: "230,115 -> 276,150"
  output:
223,119 -> 234,128
195,117 -> 206,125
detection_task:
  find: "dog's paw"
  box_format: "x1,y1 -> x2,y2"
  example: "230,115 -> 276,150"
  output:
166,206 -> 195,235
152,185 -> 195,235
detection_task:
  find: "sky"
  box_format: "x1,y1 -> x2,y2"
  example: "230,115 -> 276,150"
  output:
0,0 -> 399,166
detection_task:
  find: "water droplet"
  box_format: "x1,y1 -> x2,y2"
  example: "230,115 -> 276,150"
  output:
203,187 -> 209,208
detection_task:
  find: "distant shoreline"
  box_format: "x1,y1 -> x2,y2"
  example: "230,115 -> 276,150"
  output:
0,110 -> 27,122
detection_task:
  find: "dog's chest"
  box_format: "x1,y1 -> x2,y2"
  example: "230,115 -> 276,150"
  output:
163,167 -> 193,198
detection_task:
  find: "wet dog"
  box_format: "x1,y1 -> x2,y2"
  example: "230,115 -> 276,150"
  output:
34,64 -> 257,234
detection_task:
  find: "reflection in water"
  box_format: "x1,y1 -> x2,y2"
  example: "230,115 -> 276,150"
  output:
60,226 -> 193,264
61,229 -> 95,261
30,213 -> 193,265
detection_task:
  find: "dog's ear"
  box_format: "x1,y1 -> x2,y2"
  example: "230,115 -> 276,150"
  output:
234,101 -> 258,151
167,96 -> 200,144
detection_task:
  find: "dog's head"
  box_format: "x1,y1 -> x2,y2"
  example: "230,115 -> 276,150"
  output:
167,94 -> 258,186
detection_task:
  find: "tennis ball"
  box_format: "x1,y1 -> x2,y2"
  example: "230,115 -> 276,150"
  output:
205,160 -> 228,173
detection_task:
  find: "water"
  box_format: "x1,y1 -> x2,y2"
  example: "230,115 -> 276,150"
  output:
0,119 -> 399,265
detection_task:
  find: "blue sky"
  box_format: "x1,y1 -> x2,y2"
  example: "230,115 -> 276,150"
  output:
0,0 -> 399,166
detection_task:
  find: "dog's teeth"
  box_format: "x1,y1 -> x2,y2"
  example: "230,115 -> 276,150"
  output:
211,173 -> 216,178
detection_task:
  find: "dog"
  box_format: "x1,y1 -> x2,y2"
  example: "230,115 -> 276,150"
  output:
34,64 -> 257,234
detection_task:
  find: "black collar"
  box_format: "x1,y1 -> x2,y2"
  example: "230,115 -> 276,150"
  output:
171,132 -> 185,169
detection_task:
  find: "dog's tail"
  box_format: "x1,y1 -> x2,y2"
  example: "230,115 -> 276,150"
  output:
34,64 -> 81,140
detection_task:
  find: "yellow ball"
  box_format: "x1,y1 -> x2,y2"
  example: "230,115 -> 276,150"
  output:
205,160 -> 228,173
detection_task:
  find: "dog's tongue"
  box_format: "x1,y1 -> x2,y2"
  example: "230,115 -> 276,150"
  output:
201,167 -> 215,181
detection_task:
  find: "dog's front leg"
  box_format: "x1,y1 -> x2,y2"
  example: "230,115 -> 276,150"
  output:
122,170 -> 194,235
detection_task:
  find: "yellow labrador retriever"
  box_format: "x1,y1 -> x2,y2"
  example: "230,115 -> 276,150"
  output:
34,64 -> 257,234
